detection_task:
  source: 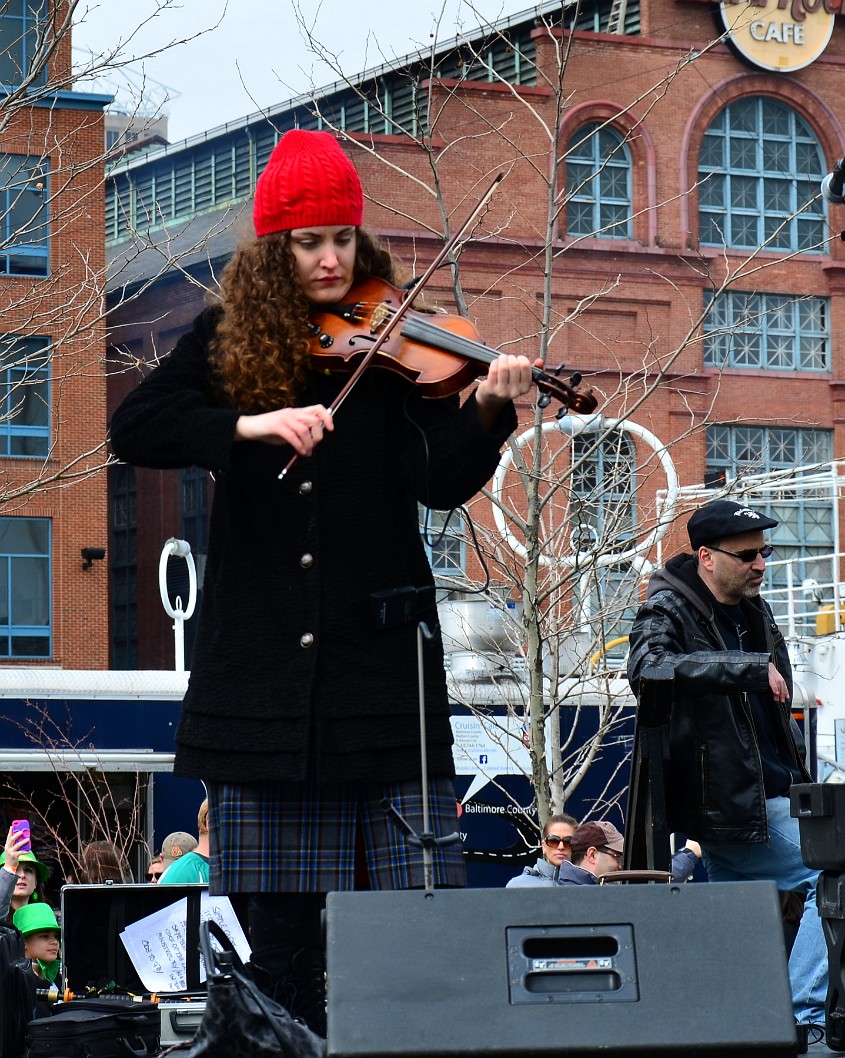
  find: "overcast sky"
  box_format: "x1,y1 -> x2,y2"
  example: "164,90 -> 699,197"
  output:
72,0 -> 520,144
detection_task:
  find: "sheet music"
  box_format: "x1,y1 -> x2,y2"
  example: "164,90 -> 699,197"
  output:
119,893 -> 251,992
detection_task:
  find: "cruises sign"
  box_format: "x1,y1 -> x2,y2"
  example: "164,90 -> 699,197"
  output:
719,0 -> 839,72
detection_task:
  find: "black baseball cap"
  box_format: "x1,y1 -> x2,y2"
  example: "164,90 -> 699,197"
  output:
688,499 -> 778,550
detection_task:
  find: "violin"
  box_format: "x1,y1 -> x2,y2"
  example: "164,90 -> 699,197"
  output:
307,277 -> 597,416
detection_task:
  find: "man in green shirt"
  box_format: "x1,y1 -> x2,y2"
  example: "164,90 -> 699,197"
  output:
160,802 -> 209,885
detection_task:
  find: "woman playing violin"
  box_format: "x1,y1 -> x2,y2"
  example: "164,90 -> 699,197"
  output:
109,129 -> 535,1033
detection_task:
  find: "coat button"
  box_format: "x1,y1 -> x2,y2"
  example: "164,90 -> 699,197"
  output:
300,553 -> 313,568
299,481 -> 313,494
300,633 -> 314,648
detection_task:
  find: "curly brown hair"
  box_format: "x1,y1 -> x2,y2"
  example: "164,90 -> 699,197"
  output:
213,227 -> 398,411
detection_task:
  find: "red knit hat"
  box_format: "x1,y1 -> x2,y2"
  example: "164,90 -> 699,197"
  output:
253,130 -> 364,237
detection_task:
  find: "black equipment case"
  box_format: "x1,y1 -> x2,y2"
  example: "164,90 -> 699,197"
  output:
60,883 -> 207,995
58,884 -> 212,1048
25,998 -> 160,1058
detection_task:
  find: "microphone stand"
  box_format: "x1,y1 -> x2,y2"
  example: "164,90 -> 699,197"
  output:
381,621 -> 462,895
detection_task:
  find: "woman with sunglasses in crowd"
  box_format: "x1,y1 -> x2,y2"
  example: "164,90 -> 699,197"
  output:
506,813 -> 578,887
505,812 -> 701,887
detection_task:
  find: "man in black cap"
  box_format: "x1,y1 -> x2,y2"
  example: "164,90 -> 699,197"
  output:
627,498 -> 825,1029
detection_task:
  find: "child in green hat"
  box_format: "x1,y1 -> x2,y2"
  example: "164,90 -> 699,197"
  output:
14,903 -> 61,985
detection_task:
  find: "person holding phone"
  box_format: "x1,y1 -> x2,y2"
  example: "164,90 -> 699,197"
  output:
0,823 -> 50,923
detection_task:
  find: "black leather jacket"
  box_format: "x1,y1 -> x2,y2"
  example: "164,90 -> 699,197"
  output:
627,554 -> 811,844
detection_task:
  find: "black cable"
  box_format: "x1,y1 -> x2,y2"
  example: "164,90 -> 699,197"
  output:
400,391 -> 497,600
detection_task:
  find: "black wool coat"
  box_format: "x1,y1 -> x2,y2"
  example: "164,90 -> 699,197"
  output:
109,308 -> 518,785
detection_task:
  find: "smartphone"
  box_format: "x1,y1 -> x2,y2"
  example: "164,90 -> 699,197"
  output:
10,820 -> 31,852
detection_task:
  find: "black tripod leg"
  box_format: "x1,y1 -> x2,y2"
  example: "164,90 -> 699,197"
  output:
624,670 -> 674,874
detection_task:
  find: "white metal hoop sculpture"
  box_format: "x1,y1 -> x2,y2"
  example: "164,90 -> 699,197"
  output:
490,414 -> 679,571
158,538 -> 198,672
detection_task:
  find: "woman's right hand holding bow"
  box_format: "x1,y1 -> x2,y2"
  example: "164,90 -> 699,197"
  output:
235,405 -> 334,456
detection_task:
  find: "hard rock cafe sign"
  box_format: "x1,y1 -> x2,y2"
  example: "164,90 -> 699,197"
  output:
718,0 -> 840,72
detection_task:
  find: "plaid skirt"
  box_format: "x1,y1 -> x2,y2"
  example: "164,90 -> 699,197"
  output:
206,777 -> 466,893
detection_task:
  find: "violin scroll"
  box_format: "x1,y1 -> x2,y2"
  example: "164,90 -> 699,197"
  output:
535,364 -> 597,417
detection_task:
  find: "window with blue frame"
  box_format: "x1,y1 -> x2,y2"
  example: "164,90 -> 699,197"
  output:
705,425 -> 833,626
703,290 -> 829,371
698,98 -> 824,252
565,122 -> 632,239
420,507 -> 466,579
0,0 -> 48,88
0,155 -> 49,276
0,517 -> 51,658
0,334 -> 50,456
706,425 -> 832,485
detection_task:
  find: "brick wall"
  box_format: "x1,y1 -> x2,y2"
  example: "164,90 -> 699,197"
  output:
107,0 -> 845,657
0,77 -> 109,666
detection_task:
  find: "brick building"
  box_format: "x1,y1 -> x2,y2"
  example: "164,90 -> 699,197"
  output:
0,2 -> 111,668
105,0 -> 845,666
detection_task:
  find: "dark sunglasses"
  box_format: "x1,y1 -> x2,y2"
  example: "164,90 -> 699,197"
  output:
707,544 -> 774,564
543,834 -> 571,848
600,846 -> 623,863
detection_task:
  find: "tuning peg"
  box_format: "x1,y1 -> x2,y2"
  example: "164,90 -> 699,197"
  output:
537,392 -> 552,409
570,372 -> 582,387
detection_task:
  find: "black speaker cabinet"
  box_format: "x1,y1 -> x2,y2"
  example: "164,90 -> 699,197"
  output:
326,882 -> 797,1057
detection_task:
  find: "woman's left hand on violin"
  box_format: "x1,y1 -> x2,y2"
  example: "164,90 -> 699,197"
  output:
474,354 -> 542,428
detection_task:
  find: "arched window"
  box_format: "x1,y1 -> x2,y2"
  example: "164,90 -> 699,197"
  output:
698,98 -> 824,252
565,123 -> 632,239
571,432 -> 637,653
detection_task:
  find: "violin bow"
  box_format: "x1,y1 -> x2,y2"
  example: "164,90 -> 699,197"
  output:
278,172 -> 505,480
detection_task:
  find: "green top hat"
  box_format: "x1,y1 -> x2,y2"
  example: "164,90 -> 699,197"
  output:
0,850 -> 50,884
13,902 -> 60,936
